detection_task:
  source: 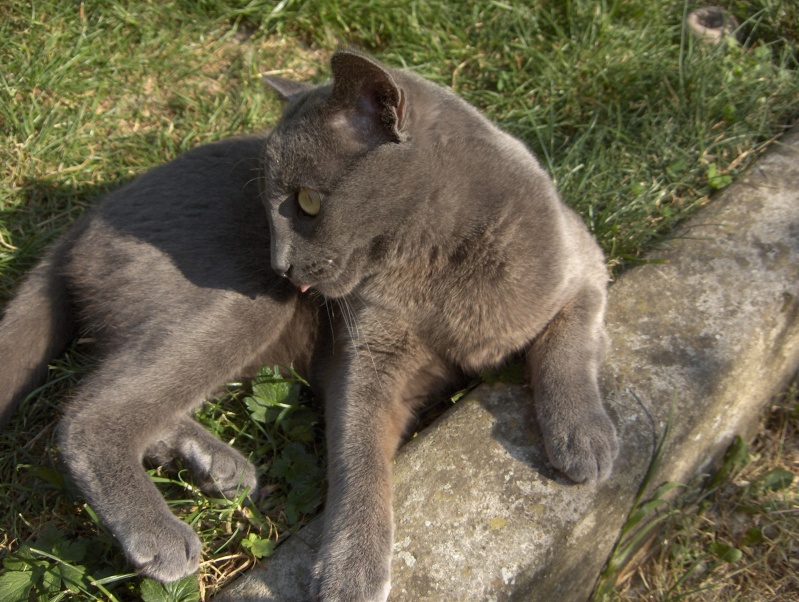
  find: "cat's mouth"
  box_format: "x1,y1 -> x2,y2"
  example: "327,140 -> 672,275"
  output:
286,258 -> 362,299
292,277 -> 360,300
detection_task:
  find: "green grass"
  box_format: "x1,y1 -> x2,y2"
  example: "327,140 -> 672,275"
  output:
1,0 -> 798,599
257,0 -> 799,266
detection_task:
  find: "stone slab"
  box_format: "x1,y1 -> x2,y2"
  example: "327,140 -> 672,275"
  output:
216,126 -> 799,601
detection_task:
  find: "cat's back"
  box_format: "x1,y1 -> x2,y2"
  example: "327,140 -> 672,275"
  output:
85,134 -> 268,266
62,134 -> 296,340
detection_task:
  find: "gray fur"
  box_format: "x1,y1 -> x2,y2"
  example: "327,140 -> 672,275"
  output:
0,50 -> 617,600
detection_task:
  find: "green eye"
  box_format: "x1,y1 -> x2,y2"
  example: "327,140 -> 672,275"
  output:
297,187 -> 322,216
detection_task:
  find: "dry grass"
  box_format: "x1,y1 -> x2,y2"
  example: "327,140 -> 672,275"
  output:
610,382 -> 799,601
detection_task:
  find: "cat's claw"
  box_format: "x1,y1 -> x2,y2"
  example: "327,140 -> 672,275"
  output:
122,515 -> 202,582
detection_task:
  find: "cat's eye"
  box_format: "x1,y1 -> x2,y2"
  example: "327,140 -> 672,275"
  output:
297,187 -> 322,217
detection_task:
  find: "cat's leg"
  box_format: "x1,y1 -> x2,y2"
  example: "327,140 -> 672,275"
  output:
59,362 -> 208,582
527,282 -> 618,483
58,297 -> 304,582
312,329 -> 444,602
145,415 -> 258,500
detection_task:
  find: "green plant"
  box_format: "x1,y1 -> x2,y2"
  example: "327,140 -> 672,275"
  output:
0,525 -> 135,602
139,577 -> 200,602
2,0 -> 799,599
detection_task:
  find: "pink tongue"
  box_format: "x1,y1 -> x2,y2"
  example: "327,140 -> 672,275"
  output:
299,284 -> 311,293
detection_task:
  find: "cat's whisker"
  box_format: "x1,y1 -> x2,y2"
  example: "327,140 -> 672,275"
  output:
344,300 -> 362,348
315,257 -> 386,396
361,336 -> 386,398
342,296 -> 385,398
335,299 -> 361,372
323,299 -> 338,345
243,174 -> 263,190
345,298 -> 361,340
354,292 -> 391,340
339,298 -> 365,373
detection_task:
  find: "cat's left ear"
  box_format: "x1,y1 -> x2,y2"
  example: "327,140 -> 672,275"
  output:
262,75 -> 315,101
330,50 -> 407,143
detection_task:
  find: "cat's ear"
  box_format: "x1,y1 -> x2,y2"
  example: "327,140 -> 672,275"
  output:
262,75 -> 315,101
330,50 -> 407,143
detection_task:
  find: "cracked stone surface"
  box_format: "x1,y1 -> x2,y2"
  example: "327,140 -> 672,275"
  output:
215,126 -> 799,601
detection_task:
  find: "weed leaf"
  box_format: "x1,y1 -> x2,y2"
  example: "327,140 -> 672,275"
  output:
757,467 -> 794,491
240,534 -> 276,559
140,576 -> 199,602
38,566 -> 61,596
245,366 -> 302,424
33,526 -> 87,564
742,527 -> 764,547
54,561 -> 86,593
707,162 -> 733,190
708,436 -> 749,489
0,570 -> 36,602
2,548 -> 44,572
269,442 -> 325,524
710,542 -> 743,564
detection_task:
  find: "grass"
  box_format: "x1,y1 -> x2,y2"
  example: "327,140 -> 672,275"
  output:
0,0 -> 798,600
597,382 -> 799,601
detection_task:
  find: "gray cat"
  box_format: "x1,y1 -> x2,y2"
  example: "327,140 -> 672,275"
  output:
0,50 -> 618,601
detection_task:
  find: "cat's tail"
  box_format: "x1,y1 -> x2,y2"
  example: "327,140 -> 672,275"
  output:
0,251 -> 74,425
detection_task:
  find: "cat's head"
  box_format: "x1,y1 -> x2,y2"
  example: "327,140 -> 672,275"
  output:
260,50 -> 423,299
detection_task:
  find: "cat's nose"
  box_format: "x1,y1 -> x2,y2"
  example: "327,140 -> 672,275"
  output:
271,256 -> 291,278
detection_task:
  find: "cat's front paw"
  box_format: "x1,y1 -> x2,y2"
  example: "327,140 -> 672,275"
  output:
311,552 -> 391,602
541,407 -> 619,484
121,515 -> 202,582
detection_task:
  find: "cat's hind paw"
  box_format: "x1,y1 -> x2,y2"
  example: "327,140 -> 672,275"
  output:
195,449 -> 258,501
151,419 -> 260,501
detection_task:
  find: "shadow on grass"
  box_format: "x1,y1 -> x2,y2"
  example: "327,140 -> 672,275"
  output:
0,177 -> 128,302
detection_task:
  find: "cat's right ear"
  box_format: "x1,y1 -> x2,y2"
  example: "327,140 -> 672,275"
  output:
330,50 -> 407,143
262,76 -> 315,101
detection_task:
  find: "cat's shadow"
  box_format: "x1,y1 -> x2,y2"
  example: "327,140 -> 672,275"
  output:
403,365 -> 572,485
1,177 -> 121,302
476,382 -> 567,484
